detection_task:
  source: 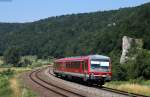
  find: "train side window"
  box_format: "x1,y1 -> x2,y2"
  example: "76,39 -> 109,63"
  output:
69,62 -> 70,68
76,61 -> 80,69
55,63 -> 58,69
66,62 -> 69,68
82,61 -> 84,70
66,62 -> 67,68
64,62 -> 65,68
68,62 -> 70,68
72,62 -> 74,68
71,62 -> 73,68
70,61 -> 79,69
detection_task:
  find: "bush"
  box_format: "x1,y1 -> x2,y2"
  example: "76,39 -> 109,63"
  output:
121,50 -> 150,80
18,58 -> 32,67
0,69 -> 14,76
23,58 -> 32,65
112,62 -> 127,80
0,76 -> 12,97
3,46 -> 21,67
129,77 -> 144,84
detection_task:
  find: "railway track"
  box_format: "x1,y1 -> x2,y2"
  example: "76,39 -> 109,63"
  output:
48,67 -> 149,97
29,68 -> 86,97
99,87 -> 149,97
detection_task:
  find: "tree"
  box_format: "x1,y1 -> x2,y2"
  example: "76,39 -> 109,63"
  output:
3,46 -> 21,67
112,62 -> 127,80
121,50 -> 150,80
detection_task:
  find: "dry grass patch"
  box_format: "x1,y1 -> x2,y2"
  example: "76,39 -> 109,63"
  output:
0,60 -> 3,65
117,84 -> 150,96
9,68 -> 37,97
105,82 -> 150,96
0,68 -> 7,72
10,77 -> 21,97
0,67 -> 31,73
12,67 -> 32,73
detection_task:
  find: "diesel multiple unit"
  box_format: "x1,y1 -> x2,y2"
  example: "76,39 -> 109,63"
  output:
53,55 -> 112,85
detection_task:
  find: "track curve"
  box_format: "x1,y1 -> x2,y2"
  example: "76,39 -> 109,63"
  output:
29,68 -> 86,97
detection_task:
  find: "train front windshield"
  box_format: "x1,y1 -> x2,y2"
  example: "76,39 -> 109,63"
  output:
90,59 -> 110,72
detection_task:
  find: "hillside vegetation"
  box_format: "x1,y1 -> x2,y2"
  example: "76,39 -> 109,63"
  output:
0,3 -> 150,57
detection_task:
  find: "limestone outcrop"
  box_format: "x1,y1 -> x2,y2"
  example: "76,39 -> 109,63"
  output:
120,36 -> 143,64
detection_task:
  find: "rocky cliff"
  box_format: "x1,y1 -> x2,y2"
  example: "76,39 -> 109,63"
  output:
120,36 -> 143,64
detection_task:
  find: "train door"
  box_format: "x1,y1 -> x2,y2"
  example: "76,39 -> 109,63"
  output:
62,62 -> 65,71
84,60 -> 88,73
79,61 -> 82,73
81,61 -> 85,73
82,60 -> 88,73
82,60 -> 88,81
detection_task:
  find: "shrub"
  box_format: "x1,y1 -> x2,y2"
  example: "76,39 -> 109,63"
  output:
3,46 -> 21,67
0,76 -> 12,97
0,69 -> 14,76
112,62 -> 127,80
121,49 -> 150,80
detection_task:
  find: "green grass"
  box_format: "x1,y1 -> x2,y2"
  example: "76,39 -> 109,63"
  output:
0,75 -> 12,97
141,80 -> 150,86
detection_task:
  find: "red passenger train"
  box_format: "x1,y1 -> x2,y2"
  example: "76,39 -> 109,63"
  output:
53,54 -> 112,85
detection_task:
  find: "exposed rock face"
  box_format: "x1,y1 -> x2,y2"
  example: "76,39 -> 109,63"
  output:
120,36 -> 143,64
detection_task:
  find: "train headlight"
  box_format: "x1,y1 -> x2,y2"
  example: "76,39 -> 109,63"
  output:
105,74 -> 111,81
91,73 -> 94,79
106,74 -> 110,77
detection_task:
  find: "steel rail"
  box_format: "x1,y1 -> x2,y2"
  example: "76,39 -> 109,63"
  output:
29,69 -> 68,97
29,68 -> 86,97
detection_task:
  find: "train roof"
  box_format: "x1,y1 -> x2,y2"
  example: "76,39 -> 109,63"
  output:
55,54 -> 110,62
88,55 -> 110,60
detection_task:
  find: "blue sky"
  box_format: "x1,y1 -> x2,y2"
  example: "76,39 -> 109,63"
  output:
0,0 -> 150,23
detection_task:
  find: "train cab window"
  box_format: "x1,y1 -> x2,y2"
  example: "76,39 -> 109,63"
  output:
90,59 -> 110,72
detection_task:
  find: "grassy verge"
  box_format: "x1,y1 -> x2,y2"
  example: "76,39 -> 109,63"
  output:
0,75 -> 12,97
17,74 -> 38,97
0,68 -> 38,97
0,55 -> 52,97
104,80 -> 150,96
